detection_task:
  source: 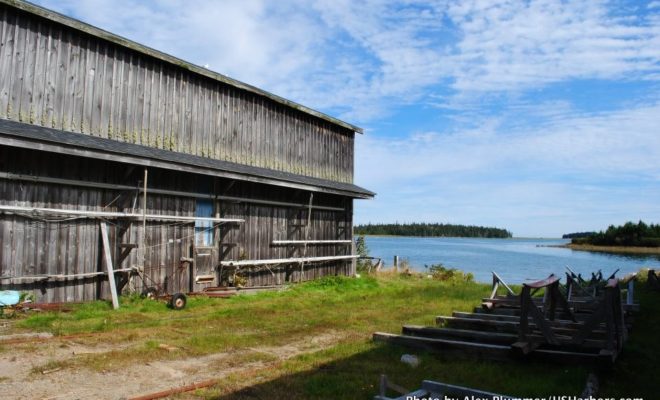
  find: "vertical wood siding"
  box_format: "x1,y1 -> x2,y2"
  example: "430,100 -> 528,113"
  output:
0,148 -> 354,302
0,6 -> 355,184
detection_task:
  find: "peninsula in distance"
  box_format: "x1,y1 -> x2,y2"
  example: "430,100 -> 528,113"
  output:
354,223 -> 512,238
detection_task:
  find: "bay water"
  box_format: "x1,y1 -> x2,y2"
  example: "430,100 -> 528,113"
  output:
364,236 -> 660,284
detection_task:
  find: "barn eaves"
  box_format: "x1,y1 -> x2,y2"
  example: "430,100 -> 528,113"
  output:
0,118 -> 375,199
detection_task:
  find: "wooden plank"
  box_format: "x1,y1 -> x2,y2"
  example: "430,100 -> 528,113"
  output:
452,311 -> 595,328
402,325 -> 517,346
220,255 -> 358,267
0,204 -> 243,222
100,221 -> 119,309
373,332 -> 511,360
0,7 -> 12,118
437,316 -> 606,338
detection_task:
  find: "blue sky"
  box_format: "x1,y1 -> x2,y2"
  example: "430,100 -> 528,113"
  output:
35,0 -> 660,237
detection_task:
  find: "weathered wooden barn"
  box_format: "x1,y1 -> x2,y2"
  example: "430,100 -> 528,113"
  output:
0,0 -> 373,303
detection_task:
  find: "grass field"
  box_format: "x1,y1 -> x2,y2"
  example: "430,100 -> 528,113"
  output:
4,272 -> 659,399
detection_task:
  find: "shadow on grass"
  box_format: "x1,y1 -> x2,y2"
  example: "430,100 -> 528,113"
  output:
207,342 -> 592,400
207,284 -> 660,400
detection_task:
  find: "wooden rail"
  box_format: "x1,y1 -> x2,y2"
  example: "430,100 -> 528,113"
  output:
0,204 -> 244,223
483,271 -> 516,310
220,255 -> 358,267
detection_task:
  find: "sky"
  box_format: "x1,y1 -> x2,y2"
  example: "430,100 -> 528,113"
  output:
33,0 -> 660,238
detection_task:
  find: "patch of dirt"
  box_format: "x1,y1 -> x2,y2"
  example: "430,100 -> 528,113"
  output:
0,329 -> 350,399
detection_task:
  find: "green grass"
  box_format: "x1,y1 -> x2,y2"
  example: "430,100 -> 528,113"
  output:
10,273 -> 659,399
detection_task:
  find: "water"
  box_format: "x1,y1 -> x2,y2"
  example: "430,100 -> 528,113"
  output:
364,236 -> 660,284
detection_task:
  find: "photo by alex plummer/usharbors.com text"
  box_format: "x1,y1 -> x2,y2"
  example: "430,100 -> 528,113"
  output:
404,396 -> 644,400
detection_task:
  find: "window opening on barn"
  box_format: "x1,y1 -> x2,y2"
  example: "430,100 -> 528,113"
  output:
195,177 -> 215,247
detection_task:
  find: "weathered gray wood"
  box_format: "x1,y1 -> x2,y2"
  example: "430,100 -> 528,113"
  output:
402,325 -> 517,345
0,2 -> 359,185
100,221 -> 119,309
0,1 -> 369,301
373,332 -> 511,360
437,316 -> 606,338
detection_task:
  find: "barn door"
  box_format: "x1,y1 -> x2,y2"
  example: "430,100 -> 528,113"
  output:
194,199 -> 217,288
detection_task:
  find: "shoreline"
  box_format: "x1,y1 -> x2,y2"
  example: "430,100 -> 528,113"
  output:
550,243 -> 660,255
357,234 -> 534,239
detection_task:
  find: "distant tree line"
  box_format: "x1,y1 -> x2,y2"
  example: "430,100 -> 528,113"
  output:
562,232 -> 597,239
354,223 -> 512,238
571,221 -> 660,247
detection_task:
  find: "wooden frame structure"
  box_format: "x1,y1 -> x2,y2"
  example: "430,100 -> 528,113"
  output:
374,271 -> 637,366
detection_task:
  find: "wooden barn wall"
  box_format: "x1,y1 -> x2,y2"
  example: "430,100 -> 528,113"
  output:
0,148 -> 354,302
0,148 -> 197,302
218,181 -> 353,286
0,5 -> 355,184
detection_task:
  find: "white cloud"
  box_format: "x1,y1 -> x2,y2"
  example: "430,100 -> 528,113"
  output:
358,101 -> 660,183
34,0 -> 660,121
354,101 -> 660,236
445,0 -> 660,93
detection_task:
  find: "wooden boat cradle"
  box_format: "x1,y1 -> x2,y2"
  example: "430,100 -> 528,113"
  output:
374,271 -> 639,366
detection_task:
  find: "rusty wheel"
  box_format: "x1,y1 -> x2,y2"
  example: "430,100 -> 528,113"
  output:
169,293 -> 187,310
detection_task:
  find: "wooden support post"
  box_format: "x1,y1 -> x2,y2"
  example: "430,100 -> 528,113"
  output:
300,192 -> 313,283
141,168 -> 148,267
626,279 -> 634,306
490,279 -> 500,299
518,286 -> 530,341
604,287 -> 615,351
100,221 -> 119,309
393,255 -> 399,272
351,238 -> 357,276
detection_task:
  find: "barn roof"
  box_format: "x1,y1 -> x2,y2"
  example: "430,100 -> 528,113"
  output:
3,0 -> 363,134
0,119 -> 375,198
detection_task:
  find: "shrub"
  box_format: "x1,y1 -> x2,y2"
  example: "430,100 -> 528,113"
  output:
425,263 -> 474,282
355,235 -> 373,273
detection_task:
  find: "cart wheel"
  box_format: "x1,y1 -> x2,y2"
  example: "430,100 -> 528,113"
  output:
141,286 -> 159,299
169,293 -> 187,310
